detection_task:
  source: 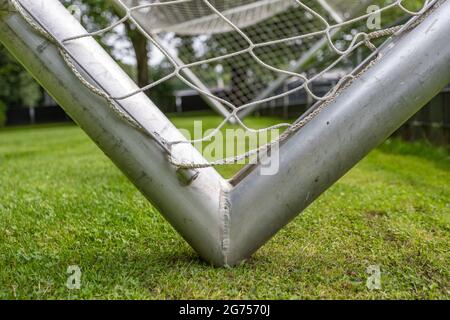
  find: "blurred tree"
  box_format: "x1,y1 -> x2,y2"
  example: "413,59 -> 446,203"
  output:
0,46 -> 41,111
60,0 -> 150,88
0,45 -> 42,126
59,0 -> 175,111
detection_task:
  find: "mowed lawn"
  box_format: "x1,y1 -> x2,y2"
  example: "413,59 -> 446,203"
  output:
0,116 -> 449,299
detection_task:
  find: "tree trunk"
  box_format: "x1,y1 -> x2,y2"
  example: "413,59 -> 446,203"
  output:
127,25 -> 149,89
115,0 -> 150,90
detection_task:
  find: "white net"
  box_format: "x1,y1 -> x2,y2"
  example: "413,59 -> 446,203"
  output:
120,0 -> 434,112
134,0 -> 368,108
10,0 -> 438,169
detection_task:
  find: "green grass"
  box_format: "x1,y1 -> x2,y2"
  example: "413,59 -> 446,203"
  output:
0,116 -> 449,299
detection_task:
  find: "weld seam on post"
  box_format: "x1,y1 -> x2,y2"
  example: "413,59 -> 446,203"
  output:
219,182 -> 232,266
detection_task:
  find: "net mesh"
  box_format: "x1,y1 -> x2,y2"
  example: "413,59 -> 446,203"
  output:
162,0 -> 349,108
10,0 -> 437,169
142,0 -> 295,35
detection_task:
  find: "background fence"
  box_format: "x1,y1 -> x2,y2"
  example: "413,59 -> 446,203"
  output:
4,85 -> 450,145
